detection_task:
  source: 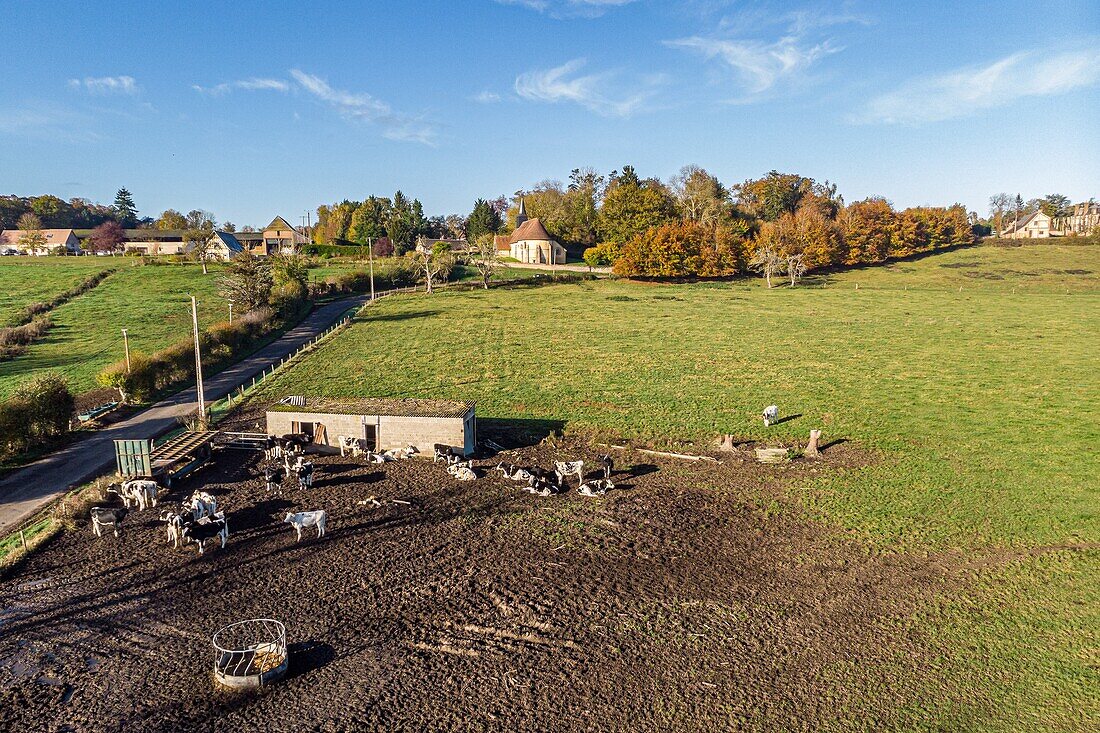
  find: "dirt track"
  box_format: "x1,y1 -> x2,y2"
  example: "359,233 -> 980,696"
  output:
0,435 -> 951,731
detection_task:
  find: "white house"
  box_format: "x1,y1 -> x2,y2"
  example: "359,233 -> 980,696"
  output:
1001,210 -> 1057,239
0,228 -> 81,255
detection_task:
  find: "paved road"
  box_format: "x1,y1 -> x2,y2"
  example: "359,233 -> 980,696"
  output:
0,295 -> 368,534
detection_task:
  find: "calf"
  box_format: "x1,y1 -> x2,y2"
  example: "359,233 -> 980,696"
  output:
495,463 -> 534,482
284,510 -> 327,542
181,514 -> 228,555
296,462 -> 315,490
554,460 -> 585,488
366,451 -> 391,464
578,478 -> 615,497
264,436 -> 283,461
762,405 -> 779,427
598,454 -> 614,480
187,491 -> 217,522
264,466 -> 283,493
122,479 -> 159,511
447,461 -> 477,481
434,444 -> 464,464
524,475 -> 562,497
90,507 -> 128,538
159,510 -> 188,547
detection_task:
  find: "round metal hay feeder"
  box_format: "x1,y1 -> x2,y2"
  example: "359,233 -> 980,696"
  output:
212,618 -> 287,689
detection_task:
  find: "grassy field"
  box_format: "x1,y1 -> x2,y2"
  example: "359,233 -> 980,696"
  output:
0,259 -> 227,397
248,242 -> 1099,730
0,256 -> 115,325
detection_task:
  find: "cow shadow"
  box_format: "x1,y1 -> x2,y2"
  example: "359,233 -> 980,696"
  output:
232,498 -> 296,531
478,418 -> 567,454
286,640 -> 336,679
772,413 -> 802,425
313,470 -> 383,489
626,463 -> 659,478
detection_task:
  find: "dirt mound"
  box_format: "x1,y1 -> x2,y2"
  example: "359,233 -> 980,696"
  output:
0,438 -> 949,731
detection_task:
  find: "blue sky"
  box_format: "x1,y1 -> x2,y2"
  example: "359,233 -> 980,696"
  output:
1,0 -> 1097,226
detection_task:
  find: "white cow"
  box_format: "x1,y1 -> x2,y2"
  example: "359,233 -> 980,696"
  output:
762,405 -> 779,427
187,491 -> 218,522
284,510 -> 327,542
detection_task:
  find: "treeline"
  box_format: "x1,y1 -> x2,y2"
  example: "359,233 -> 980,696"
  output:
505,166 -> 973,279
0,189 -> 141,230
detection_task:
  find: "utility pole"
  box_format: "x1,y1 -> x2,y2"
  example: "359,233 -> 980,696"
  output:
121,328 -> 131,372
368,237 -> 375,301
190,296 -> 206,423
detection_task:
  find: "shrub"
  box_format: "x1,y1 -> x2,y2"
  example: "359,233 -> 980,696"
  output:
614,221 -> 746,278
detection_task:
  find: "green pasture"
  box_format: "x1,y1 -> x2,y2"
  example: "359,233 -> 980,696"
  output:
248,242 -> 1099,731
0,261 -> 227,397
0,256 -> 115,325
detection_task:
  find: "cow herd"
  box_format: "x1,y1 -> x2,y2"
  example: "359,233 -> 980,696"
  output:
89,432 -> 624,555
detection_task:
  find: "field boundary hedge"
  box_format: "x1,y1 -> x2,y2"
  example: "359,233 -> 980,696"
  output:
0,269 -> 114,360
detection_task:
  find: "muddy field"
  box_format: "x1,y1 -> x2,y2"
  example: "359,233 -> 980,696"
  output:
0,434 -> 954,732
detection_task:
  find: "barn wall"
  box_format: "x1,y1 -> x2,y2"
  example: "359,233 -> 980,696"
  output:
266,410 -> 474,456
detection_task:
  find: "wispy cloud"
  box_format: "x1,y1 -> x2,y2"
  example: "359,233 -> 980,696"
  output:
667,8 -> 863,97
68,75 -> 138,95
192,77 -> 290,95
473,90 -> 502,104
515,59 -> 664,117
859,49 -> 1100,124
0,105 -> 101,143
496,0 -> 637,18
289,69 -> 438,145
666,36 -> 839,95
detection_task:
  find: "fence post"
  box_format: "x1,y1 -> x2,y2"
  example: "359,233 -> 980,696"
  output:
20,530 -> 27,551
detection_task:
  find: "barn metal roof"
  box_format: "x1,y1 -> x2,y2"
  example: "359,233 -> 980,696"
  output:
267,397 -> 474,419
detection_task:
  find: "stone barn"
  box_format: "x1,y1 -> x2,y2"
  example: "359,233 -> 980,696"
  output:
265,397 -> 476,456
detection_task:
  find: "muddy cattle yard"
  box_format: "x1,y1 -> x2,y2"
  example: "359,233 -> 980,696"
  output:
0,437 -> 953,732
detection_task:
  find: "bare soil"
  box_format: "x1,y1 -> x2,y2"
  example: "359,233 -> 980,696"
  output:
0,435 -> 953,732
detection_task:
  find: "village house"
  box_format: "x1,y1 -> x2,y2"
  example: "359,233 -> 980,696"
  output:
1055,201 -> 1100,236
1000,210 -> 1057,239
0,228 -> 81,255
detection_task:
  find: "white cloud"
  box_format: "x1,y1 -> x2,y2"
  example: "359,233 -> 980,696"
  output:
666,35 -> 839,94
497,0 -> 637,18
473,90 -> 502,103
859,49 -> 1100,124
515,59 -> 663,117
68,75 -> 138,95
289,69 -> 438,145
192,78 -> 289,95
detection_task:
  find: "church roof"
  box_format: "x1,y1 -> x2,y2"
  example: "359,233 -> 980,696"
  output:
508,217 -> 553,244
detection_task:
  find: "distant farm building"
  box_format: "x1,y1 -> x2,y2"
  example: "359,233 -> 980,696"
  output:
1055,201 -> 1100,236
0,228 -> 81,255
266,397 -> 476,456
415,237 -> 469,254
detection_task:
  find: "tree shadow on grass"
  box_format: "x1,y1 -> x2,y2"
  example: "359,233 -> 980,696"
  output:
359,310 -> 441,323
819,438 -> 849,452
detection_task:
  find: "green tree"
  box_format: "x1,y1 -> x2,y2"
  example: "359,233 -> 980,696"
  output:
219,251 -> 273,311
736,171 -> 814,222
597,171 -> 676,244
155,209 -> 187,230
349,197 -> 390,245
1041,194 -> 1071,218
113,187 -> 138,227
16,212 -> 47,252
466,198 -> 503,242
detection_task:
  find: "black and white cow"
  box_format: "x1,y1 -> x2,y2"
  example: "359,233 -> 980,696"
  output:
264,465 -> 283,493
296,461 -> 315,490
159,510 -> 189,548
597,454 -> 614,480
578,478 -> 615,497
553,460 -> 585,488
181,513 -> 228,555
284,510 -> 327,542
495,463 -> 534,482
186,491 -> 218,522
447,461 -> 477,481
90,507 -> 129,538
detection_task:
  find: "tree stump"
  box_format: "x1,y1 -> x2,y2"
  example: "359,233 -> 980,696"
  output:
717,434 -> 738,452
804,430 -> 822,459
